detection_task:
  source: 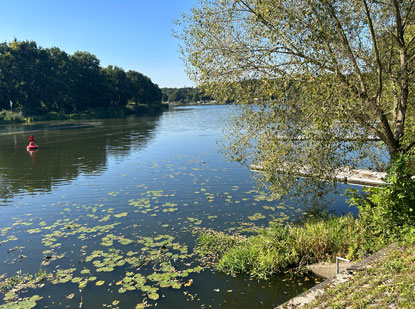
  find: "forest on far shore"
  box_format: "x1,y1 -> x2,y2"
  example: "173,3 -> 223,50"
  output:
161,87 -> 213,104
0,40 -> 163,117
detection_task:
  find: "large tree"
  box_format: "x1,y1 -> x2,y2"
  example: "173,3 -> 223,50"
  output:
178,0 -> 415,197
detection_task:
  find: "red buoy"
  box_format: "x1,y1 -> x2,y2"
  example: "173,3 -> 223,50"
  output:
26,135 -> 39,151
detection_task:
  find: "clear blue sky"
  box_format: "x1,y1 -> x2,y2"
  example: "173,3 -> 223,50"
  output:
0,0 -> 196,88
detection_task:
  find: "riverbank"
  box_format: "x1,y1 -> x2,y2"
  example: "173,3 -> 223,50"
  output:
194,155 -> 415,306
194,219 -> 415,307
193,215 -> 373,280
0,104 -> 167,124
279,241 -> 415,308
163,101 -> 226,106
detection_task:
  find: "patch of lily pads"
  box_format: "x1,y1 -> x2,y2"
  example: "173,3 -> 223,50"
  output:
0,153 -> 315,308
0,231 -> 202,306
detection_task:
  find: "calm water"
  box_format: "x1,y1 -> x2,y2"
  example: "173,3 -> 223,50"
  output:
0,106 -> 354,308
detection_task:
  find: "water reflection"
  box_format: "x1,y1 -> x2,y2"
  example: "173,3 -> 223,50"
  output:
0,115 -> 161,202
27,149 -> 38,166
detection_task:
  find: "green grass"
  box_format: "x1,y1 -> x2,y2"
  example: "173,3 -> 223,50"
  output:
195,215 -> 365,279
304,243 -> 415,308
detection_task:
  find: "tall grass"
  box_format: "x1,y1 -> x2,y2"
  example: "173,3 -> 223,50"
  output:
195,215 -> 360,279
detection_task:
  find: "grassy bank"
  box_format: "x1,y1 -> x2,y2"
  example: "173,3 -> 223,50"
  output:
195,215 -> 383,279
304,239 -> 415,308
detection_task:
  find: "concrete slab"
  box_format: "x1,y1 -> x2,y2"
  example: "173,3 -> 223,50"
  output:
307,262 -> 354,279
250,164 -> 388,187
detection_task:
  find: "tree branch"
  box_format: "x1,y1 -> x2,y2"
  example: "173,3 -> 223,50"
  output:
392,0 -> 408,142
326,2 -> 368,97
405,140 -> 415,152
362,0 -> 383,103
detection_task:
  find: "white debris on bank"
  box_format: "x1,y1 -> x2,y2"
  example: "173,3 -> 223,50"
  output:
249,165 -> 387,187
336,168 -> 386,186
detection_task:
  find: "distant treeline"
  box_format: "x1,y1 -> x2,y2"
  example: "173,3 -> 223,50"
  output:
0,40 -> 162,116
161,87 -> 213,103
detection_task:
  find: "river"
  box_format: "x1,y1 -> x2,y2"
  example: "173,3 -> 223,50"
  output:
0,105 -> 354,308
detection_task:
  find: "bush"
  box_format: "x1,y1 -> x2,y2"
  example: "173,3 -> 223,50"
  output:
347,154 -> 415,257
0,110 -> 25,123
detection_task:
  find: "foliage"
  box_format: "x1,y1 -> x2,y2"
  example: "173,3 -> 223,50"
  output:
0,110 -> 25,123
178,0 -> 415,197
195,215 -> 358,279
0,40 -> 162,117
0,269 -> 51,306
161,87 -> 212,103
195,230 -> 245,265
0,274 -> 24,293
347,154 -> 415,257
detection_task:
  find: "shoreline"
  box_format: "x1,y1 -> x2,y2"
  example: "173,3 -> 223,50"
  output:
0,105 -> 167,125
277,243 -> 398,308
250,164 -> 387,187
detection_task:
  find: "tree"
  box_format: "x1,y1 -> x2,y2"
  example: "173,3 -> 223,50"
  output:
126,71 -> 162,105
102,65 -> 129,107
71,51 -> 105,111
45,47 -> 76,113
178,0 -> 415,197
0,40 -> 51,115
160,87 -> 212,103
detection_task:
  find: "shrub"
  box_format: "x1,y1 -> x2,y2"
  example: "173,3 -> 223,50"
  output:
347,153 -> 415,257
0,110 -> 25,123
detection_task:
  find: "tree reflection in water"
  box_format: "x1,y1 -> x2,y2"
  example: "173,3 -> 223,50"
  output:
0,115 -> 161,203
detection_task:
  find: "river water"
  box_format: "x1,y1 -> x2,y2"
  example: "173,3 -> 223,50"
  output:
0,105 -> 354,308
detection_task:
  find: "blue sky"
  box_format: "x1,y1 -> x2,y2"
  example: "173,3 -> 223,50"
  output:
0,0 -> 196,88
